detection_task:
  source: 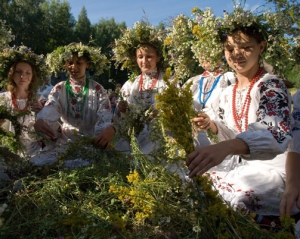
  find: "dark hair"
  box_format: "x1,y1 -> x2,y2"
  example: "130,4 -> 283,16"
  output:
7,61 -> 38,102
220,25 -> 265,44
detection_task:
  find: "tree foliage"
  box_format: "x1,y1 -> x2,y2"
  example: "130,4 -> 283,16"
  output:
91,18 -> 128,87
74,6 -> 91,44
41,0 -> 76,54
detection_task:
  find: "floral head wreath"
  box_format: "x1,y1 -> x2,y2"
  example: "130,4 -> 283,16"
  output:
190,6 -> 294,76
0,45 -> 50,89
46,43 -> 109,77
112,21 -> 166,77
164,15 -> 203,82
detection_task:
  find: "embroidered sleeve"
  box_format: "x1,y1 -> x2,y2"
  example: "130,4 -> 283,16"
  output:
94,83 -> 113,136
36,82 -> 63,122
237,78 -> 292,159
289,90 -> 300,153
120,80 -> 133,102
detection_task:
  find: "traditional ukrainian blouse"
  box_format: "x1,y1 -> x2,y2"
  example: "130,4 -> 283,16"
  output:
289,89 -> 300,154
36,78 -> 112,142
120,68 -> 166,107
0,91 -> 46,156
184,71 -> 236,121
215,72 -> 292,159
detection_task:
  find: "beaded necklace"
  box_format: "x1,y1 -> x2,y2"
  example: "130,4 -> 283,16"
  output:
198,72 -> 222,105
139,71 -> 159,92
232,67 -> 264,132
11,92 -> 30,112
66,78 -> 89,119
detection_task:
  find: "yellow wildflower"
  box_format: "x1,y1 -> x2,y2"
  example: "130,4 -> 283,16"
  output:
191,6 -> 199,13
126,170 -> 139,184
135,211 -> 149,223
164,37 -> 172,46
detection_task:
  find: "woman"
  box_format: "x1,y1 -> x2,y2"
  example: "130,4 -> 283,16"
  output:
110,21 -> 169,154
0,46 -> 49,157
183,57 -> 235,146
186,8 -> 299,223
32,43 -> 114,165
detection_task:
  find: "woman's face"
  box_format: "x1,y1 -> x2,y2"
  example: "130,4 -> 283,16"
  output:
65,54 -> 89,79
13,62 -> 33,90
136,45 -> 160,73
199,57 -> 212,72
224,31 -> 266,75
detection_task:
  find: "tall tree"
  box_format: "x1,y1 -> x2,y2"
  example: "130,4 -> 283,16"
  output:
92,18 -> 126,55
91,18 -> 127,87
0,0 -> 47,53
41,0 -> 76,54
74,6 -> 91,44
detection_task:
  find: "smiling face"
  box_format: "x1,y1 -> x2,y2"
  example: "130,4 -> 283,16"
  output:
224,30 -> 266,77
13,62 -> 33,90
136,45 -> 160,73
65,53 -> 89,79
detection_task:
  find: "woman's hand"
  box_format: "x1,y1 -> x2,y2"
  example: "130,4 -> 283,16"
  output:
34,119 -> 56,140
186,143 -> 230,177
116,100 -> 129,116
93,125 -> 116,149
280,181 -> 300,216
186,139 -> 249,177
30,100 -> 44,113
192,112 -> 211,130
280,152 -> 300,216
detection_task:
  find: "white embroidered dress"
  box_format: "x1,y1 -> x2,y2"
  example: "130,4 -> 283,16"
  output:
208,72 -> 298,216
115,69 -> 167,154
36,77 -> 112,146
184,71 -> 235,146
0,92 -> 45,156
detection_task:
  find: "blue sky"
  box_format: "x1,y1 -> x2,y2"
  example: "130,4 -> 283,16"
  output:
67,0 -> 270,27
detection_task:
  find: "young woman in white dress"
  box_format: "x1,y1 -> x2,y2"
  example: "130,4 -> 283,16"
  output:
186,16 -> 298,225
0,46 -> 48,157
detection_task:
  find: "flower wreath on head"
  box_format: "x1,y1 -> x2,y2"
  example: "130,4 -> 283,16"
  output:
0,45 -> 50,89
190,5 -> 295,77
190,7 -> 226,72
111,21 -> 166,81
46,42 -> 109,77
164,14 -> 203,83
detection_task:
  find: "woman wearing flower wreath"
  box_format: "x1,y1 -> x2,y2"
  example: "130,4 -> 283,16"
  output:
0,45 -> 49,157
32,43 -> 114,164
110,21 -> 170,154
166,10 -> 235,147
183,56 -> 235,147
186,8 -> 300,224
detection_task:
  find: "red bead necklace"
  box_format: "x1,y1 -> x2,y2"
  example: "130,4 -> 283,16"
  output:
11,93 -> 30,112
232,67 -> 264,132
139,71 -> 160,92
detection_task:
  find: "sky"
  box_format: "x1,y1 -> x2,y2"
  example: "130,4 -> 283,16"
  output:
66,0 -> 269,27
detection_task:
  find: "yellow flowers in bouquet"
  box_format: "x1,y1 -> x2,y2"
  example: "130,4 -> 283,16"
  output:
155,68 -> 197,155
